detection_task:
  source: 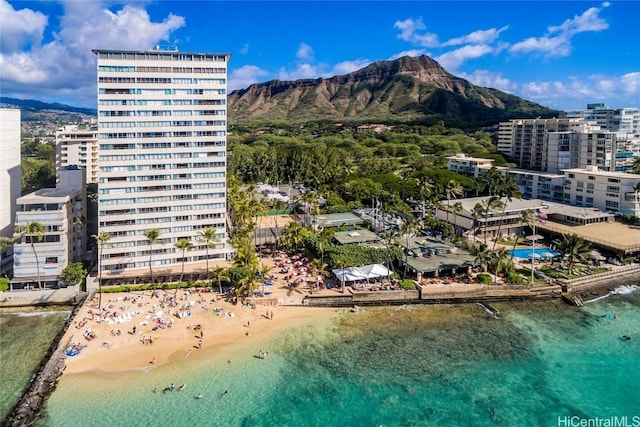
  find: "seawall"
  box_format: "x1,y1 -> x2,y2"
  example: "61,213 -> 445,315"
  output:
303,284 -> 561,307
1,294 -> 86,427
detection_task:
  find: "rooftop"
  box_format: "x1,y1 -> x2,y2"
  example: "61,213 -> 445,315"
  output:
314,212 -> 364,228
333,229 -> 381,245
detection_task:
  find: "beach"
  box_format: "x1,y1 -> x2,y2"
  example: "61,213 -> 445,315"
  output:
61,284 -> 337,375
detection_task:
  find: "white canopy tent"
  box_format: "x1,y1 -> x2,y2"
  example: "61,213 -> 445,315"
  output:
332,264 -> 391,283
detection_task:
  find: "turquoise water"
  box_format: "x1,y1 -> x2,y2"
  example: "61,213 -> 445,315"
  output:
509,247 -> 558,259
39,289 -> 639,427
0,308 -> 72,421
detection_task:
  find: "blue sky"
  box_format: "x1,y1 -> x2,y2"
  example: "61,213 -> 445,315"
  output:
1,1 -> 638,110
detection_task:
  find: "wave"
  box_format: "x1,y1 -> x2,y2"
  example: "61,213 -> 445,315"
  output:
11,310 -> 72,318
584,285 -> 639,304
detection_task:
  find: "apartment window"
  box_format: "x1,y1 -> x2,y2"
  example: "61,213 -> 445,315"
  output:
588,176 -> 595,180
46,257 -> 58,264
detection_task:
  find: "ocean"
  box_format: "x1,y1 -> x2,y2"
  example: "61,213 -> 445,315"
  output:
37,287 -> 639,427
0,307 -> 73,421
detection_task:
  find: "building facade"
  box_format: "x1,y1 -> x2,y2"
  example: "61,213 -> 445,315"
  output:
446,154 -> 495,178
56,124 -> 99,184
0,108 -> 22,275
93,48 -> 231,279
12,167 -> 87,289
498,118 -> 581,170
562,166 -> 640,217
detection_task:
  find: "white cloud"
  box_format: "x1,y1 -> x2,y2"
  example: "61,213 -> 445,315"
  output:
277,63 -> 323,81
393,18 -> 439,47
296,43 -> 313,61
331,59 -> 371,76
0,0 -> 48,53
513,73 -> 640,109
436,45 -> 493,72
0,1 -> 185,106
458,70 -> 515,93
510,4 -> 609,58
228,65 -> 269,91
388,49 -> 428,60
442,26 -> 508,47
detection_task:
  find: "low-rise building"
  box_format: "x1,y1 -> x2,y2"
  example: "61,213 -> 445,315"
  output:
11,167 -> 87,290
562,166 -> 640,217
446,154 -> 495,178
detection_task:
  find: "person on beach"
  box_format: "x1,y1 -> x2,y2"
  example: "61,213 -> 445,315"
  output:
221,390 -> 228,397
197,393 -> 203,399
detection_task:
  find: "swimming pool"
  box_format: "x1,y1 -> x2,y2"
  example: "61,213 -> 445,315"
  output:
508,248 -> 558,259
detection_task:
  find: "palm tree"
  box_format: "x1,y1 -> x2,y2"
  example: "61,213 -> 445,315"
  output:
418,177 -> 435,218
270,199 -> 287,252
400,217 -> 419,279
470,243 -> 492,273
451,201 -> 464,237
258,262 -> 274,297
143,228 -> 162,291
631,157 -> 640,174
197,227 -> 219,284
281,223 -> 308,253
21,222 -> 45,289
444,180 -> 464,222
486,166 -> 502,196
492,175 -> 522,251
481,196 -> 504,246
92,232 -> 111,309
380,229 -> 399,281
210,265 -> 229,294
174,238 -> 193,285
553,234 -> 592,276
490,248 -> 514,285
309,258 -> 329,291
511,209 -> 535,259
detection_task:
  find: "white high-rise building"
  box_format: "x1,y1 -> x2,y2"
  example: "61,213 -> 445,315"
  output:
0,108 -> 22,275
93,48 -> 231,281
12,167 -> 87,290
56,125 -> 99,184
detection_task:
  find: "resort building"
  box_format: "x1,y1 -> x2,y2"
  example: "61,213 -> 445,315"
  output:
56,125 -> 99,184
502,169 -> 565,203
498,118 -> 581,170
12,167 -> 87,290
93,48 -> 231,281
446,154 -> 495,178
545,123 -> 616,173
0,108 -> 22,275
562,166 -> 640,217
561,104 -> 640,133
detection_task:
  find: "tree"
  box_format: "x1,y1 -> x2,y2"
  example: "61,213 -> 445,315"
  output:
400,217 -> 419,279
92,232 -> 111,309
270,199 -> 287,252
143,229 -> 162,291
490,248 -> 514,285
631,157 -> 640,174
511,209 -> 535,258
175,238 -> 193,285
444,180 -> 464,222
210,265 -> 229,294
309,258 -> 329,291
492,175 -> 522,251
553,234 -> 592,275
20,222 -> 45,289
197,227 -> 219,284
451,201 -> 464,237
281,223 -> 309,253
480,196 -> 504,246
470,243 -> 492,273
257,262 -> 274,297
59,262 -> 87,287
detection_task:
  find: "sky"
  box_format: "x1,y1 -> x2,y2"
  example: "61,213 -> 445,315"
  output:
1,0 -> 638,111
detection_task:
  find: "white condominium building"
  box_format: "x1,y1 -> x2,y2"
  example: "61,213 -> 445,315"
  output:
0,108 -> 22,275
563,166 -> 640,217
12,167 -> 87,290
93,48 -> 231,279
56,124 -> 99,184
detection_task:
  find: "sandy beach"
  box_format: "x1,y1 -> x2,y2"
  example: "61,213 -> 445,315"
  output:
61,257 -> 339,375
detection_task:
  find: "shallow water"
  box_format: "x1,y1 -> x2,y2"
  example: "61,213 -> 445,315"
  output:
0,308 -> 72,421
39,290 -> 640,427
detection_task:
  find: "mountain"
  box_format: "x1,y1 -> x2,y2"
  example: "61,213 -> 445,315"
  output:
228,55 -> 558,127
0,97 -> 97,121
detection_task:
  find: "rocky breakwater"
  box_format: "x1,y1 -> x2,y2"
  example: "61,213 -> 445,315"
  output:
2,297 -> 85,427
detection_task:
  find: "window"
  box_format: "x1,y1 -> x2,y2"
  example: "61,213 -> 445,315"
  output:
46,257 -> 58,264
